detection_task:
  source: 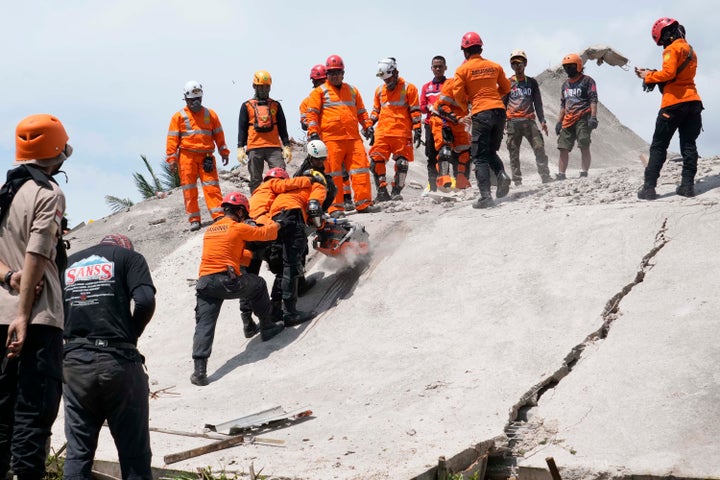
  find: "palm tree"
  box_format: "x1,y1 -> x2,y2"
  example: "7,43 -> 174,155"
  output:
104,155 -> 182,213
104,195 -> 134,213
133,155 -> 164,199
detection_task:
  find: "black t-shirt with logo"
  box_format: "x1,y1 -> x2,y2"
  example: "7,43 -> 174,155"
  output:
63,244 -> 155,343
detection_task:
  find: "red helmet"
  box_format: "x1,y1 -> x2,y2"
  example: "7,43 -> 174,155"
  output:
325,54 -> 345,71
264,167 -> 289,181
310,64 -> 327,80
461,32 -> 483,49
651,17 -> 678,45
221,191 -> 249,211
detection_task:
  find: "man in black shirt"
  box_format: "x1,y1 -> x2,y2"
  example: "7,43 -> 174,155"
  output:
61,234 -> 156,480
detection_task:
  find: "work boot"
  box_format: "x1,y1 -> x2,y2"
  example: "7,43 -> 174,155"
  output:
259,317 -> 284,342
579,171 -> 588,178
390,186 -> 403,201
541,175 -> 554,184
472,191 -> 495,209
637,185 -> 657,200
189,221 -> 201,232
190,358 -> 208,386
343,195 -> 355,212
270,299 -> 283,321
298,276 -> 317,297
375,186 -> 391,203
513,178 -> 522,186
241,312 -> 259,339
329,210 -> 346,219
555,172 -> 567,181
358,204 -> 381,214
496,171 -> 511,198
676,181 -> 695,198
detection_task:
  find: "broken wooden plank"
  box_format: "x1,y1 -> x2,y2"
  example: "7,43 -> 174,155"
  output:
163,435 -> 285,465
149,426 -> 231,441
546,456 -> 562,480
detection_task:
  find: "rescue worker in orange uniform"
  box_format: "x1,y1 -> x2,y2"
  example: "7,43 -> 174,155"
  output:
301,65 -> 355,211
166,81 -> 230,231
306,54 -> 380,216
237,70 -> 292,193
368,57 -> 422,202
431,76 -> 473,190
451,32 -> 512,209
248,168 -> 326,326
191,192 -> 285,386
636,17 -> 703,200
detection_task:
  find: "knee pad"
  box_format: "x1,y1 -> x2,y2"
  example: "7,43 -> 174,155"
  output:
395,157 -> 409,173
438,146 -> 453,163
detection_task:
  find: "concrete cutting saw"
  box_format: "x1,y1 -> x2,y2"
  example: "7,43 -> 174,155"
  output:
312,216 -> 370,257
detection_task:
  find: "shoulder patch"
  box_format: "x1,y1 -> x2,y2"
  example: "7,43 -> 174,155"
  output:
664,53 -> 671,62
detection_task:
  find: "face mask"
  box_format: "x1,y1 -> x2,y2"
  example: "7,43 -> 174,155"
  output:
186,98 -> 203,112
563,64 -> 579,77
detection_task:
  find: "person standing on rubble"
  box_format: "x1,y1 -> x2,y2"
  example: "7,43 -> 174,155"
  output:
504,50 -> 553,185
191,192 -> 285,386
0,114 -> 70,480
237,70 -> 293,193
368,57 -> 422,202
432,76 -> 473,190
636,17 -> 703,200
554,54 -> 598,180
451,31 -> 512,209
166,81 -> 229,232
420,56 -> 449,192
305,54 -> 380,217
61,234 -> 156,480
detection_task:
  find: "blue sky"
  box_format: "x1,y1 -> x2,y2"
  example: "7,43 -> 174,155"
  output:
1,1 -> 716,225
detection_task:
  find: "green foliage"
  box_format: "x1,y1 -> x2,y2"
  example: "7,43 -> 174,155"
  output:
159,159 -> 181,191
133,154 -> 164,200
43,444 -> 66,480
447,472 -> 480,480
104,195 -> 135,213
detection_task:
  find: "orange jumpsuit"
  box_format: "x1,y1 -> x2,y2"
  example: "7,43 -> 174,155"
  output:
368,77 -> 422,190
432,77 -> 472,188
166,106 -> 229,224
306,82 -> 374,213
249,177 -> 326,224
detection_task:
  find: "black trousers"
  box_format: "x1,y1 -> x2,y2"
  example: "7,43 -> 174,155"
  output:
62,348 -> 151,480
194,271 -> 272,358
274,210 -> 307,305
644,100 -> 703,187
471,108 -> 507,192
424,123 -> 439,187
0,325 -> 62,480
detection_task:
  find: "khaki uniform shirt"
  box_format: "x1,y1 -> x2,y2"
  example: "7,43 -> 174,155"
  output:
0,177 -> 65,329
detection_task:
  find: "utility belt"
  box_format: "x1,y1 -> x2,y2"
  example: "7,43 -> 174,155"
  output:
64,337 -> 137,350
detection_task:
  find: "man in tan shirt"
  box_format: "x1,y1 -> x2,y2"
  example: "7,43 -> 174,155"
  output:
0,114 -> 69,480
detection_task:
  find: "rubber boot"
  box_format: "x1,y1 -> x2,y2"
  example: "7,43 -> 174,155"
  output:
375,186 -> 391,203
271,299 -> 283,322
472,189 -> 495,209
190,358 -> 208,386
259,315 -> 284,341
343,194 -> 355,211
676,179 -> 695,198
241,311 -> 259,339
390,186 -> 403,201
283,297 -> 315,327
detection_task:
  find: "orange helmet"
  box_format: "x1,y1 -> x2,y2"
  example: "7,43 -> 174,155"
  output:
264,167 -> 289,181
652,17 -> 678,45
221,191 -> 249,211
15,114 -> 70,166
310,64 -> 327,80
325,54 -> 345,71
562,53 -> 583,72
461,32 -> 483,49
253,70 -> 272,86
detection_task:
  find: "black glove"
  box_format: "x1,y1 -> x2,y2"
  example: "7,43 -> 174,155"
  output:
362,126 -> 374,145
301,121 -> 308,131
555,122 -> 562,136
587,116 -> 599,130
413,128 -> 422,148
441,126 -> 454,144
304,169 -> 327,187
308,133 -> 321,141
203,155 -> 215,173
445,112 -> 459,124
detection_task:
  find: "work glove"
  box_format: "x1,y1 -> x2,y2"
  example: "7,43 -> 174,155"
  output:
168,161 -> 178,174
413,128 -> 422,148
237,147 -> 248,165
362,126 -> 374,145
304,169 -> 327,187
555,122 -> 562,136
441,126 -> 454,144
588,116 -> 599,130
282,145 -> 293,164
203,155 -> 215,173
221,155 -> 229,166
308,132 -> 321,142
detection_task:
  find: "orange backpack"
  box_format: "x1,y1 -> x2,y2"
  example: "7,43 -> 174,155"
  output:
248,99 -> 276,132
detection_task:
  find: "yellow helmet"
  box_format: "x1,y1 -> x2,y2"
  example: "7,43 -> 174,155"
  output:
253,70 -> 272,86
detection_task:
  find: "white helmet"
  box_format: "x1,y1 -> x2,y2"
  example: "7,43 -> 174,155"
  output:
183,80 -> 203,99
306,139 -> 328,158
510,49 -> 527,63
376,57 -> 398,79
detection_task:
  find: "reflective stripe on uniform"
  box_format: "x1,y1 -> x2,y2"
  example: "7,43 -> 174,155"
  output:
348,167 -> 370,175
201,180 -> 219,187
182,183 -> 198,191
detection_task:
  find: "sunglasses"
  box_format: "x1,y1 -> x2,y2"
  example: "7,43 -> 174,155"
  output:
326,70 -> 344,76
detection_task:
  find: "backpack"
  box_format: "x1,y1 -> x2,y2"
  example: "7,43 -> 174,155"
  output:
0,165 -> 69,277
248,99 -> 276,133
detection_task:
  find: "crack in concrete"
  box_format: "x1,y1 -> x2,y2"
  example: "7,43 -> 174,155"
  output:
496,218 -> 670,469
